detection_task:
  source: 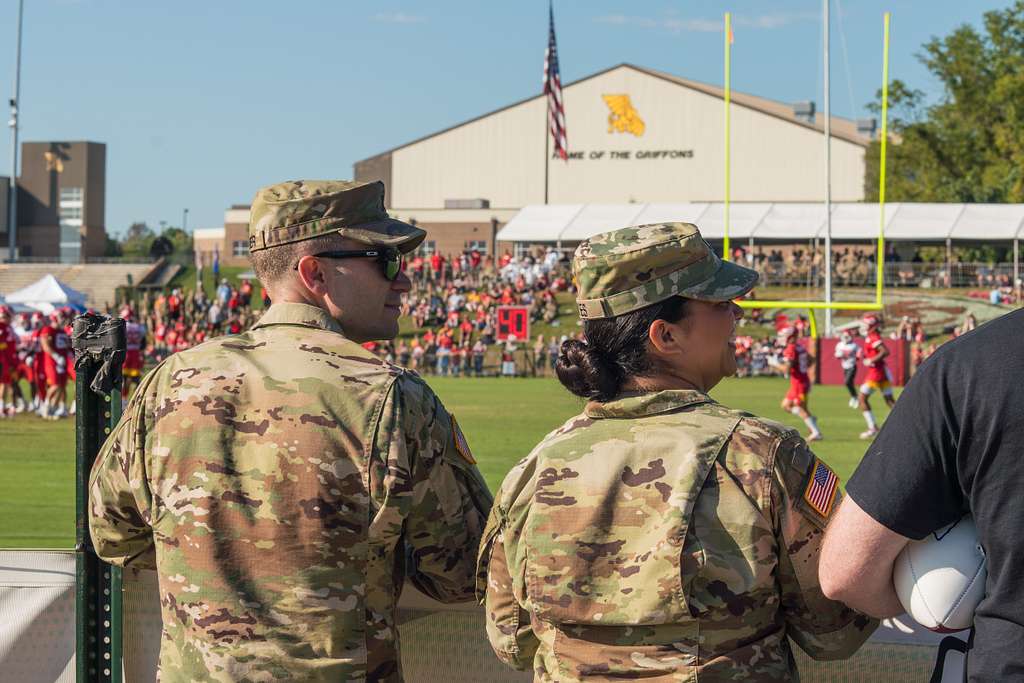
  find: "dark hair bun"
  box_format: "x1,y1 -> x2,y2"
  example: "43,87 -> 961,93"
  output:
555,339 -> 622,402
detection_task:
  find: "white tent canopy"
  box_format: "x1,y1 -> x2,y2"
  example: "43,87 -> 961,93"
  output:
0,295 -> 34,314
4,274 -> 88,314
496,202 -> 1024,244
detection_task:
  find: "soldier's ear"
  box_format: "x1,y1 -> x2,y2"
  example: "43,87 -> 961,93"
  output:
648,319 -> 682,356
296,256 -> 328,295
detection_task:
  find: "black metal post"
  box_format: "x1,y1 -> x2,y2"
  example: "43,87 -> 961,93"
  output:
73,314 -> 126,683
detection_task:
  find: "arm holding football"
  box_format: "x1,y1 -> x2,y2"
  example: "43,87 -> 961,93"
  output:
820,496 -> 909,618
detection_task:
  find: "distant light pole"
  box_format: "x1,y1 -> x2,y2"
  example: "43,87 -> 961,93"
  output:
182,208 -> 189,232
8,0 -> 25,263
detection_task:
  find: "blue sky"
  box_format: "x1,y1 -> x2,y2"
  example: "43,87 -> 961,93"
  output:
0,0 -> 1012,235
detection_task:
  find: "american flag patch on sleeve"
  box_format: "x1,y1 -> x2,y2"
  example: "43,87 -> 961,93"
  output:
450,414 -> 476,465
803,458 -> 839,518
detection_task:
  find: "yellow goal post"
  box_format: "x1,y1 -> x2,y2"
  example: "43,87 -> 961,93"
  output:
721,12 -> 891,320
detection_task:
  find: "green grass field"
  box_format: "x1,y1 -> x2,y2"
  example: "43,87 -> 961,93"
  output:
0,376 -> 893,548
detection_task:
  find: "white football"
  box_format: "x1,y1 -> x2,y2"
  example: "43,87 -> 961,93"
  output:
893,515 -> 986,633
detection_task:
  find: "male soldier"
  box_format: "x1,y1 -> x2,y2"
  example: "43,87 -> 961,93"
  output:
89,180 -> 493,682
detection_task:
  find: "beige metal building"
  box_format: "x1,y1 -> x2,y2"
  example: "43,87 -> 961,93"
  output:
354,63 -> 871,256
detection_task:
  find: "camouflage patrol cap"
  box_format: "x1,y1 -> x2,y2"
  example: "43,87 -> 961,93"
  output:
248,179 -> 426,253
574,222 -> 758,319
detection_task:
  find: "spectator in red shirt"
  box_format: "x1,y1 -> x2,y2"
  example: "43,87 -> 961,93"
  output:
239,279 -> 253,308
167,289 -> 182,321
459,316 -> 474,343
430,252 -> 444,281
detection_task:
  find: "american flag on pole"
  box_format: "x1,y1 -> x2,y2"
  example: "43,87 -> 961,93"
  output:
803,458 -> 839,517
543,2 -> 568,161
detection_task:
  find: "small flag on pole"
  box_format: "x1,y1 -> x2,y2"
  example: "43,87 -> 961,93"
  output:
543,2 -> 568,161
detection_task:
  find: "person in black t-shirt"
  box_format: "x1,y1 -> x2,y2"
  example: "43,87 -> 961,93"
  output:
819,309 -> 1024,680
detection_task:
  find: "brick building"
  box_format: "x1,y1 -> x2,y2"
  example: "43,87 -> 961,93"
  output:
4,141 -> 108,262
193,206 -> 252,269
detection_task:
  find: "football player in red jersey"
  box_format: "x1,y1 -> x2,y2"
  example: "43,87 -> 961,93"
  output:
774,326 -> 823,441
16,312 -> 40,412
0,306 -> 19,416
120,306 -> 147,398
38,312 -> 71,419
27,312 -> 48,410
858,314 -> 895,439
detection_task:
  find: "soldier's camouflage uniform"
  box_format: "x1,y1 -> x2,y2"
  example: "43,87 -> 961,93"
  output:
478,393 -> 876,681
90,310 -> 491,681
90,179 -> 494,681
477,222 -> 876,681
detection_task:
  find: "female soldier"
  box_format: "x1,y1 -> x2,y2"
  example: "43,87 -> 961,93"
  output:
477,223 -> 875,681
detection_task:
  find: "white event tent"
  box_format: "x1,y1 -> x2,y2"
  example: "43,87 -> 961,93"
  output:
4,274 -> 88,314
495,202 -> 1024,244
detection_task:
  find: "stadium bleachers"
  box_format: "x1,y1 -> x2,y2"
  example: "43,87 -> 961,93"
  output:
0,262 -> 158,310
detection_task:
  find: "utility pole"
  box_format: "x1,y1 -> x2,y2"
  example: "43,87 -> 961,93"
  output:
8,0 -> 25,262
823,0 -> 834,336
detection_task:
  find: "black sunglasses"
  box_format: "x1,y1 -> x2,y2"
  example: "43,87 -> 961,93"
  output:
295,248 -> 404,281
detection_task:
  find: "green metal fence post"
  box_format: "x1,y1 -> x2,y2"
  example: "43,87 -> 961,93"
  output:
74,351 -> 101,683
107,390 -> 123,683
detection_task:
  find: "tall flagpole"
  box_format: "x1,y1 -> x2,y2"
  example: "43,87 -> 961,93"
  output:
544,98 -> 550,205
824,0 -> 833,335
723,12 -> 731,261
8,0 -> 25,263
543,1 -> 551,206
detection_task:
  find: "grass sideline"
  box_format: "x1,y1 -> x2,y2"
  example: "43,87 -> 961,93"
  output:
0,376 -> 893,548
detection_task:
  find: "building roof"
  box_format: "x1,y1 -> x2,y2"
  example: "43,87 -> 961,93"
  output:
638,65 -> 868,146
356,63 -> 869,165
22,140 -> 106,146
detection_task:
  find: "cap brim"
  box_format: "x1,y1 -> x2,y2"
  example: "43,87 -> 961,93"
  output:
681,259 -> 759,302
336,218 -> 427,254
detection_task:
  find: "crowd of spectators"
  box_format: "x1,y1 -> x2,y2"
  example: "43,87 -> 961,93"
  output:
123,248 -> 577,378
133,278 -> 269,362
4,242 -> 1003,420
392,248 -> 570,376
730,243 -> 1024,297
730,246 -> 881,288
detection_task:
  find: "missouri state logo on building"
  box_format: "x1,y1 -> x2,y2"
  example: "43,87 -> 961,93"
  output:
602,94 -> 645,137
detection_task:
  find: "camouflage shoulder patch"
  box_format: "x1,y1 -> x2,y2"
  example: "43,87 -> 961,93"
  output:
802,457 -> 840,519
450,414 -> 476,465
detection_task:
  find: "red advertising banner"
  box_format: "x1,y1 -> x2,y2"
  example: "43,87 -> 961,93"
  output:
496,306 -> 530,342
816,337 -> 910,387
